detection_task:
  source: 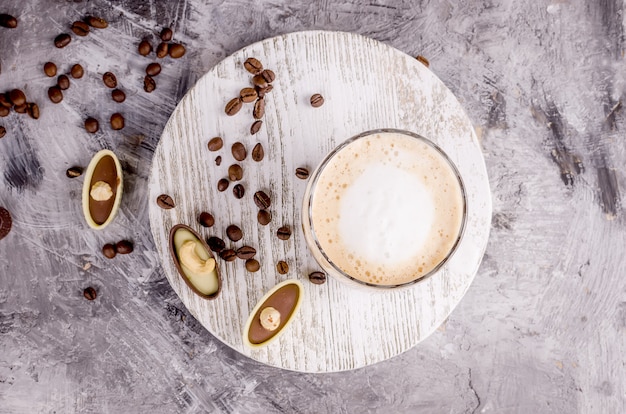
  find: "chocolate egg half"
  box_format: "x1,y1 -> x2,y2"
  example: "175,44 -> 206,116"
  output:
81,150 -> 123,229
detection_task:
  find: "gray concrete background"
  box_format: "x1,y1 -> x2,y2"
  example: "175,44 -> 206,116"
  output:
0,0 -> 624,413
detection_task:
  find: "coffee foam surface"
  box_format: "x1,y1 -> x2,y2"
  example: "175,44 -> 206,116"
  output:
311,132 -> 464,286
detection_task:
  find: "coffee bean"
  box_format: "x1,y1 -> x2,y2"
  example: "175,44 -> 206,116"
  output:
156,194 -> 175,209
0,93 -> 11,108
253,191 -> 271,209
102,243 -> 116,259
217,178 -> 229,192
71,21 -> 90,36
207,236 -> 225,252
236,246 -> 256,260
295,167 -> 309,180
244,57 -> 263,74
225,97 -> 242,116
215,156 -> 222,166
226,224 -> 243,242
102,72 -> 117,88
48,86 -> 63,103
219,248 -> 237,262
70,64 -> 84,79
13,104 -> 27,114
257,209 -> 271,225
250,120 -> 262,135
57,75 -> 70,90
9,89 -> 26,107
207,137 -> 223,151
0,108 -> 8,117
0,207 -> 12,240
53,34 -> 71,50
169,43 -> 186,59
0,14 -> 17,29
198,212 -> 214,227
146,62 -> 161,76
308,271 -> 327,285
44,62 -> 57,77
85,16 -> 108,29
0,125 -> 5,137
277,225 -> 292,240
138,40 -> 152,56
261,69 -> 275,83
253,98 -> 265,119
245,258 -> 260,272
233,184 -> 245,199
228,164 -> 243,181
416,55 -> 430,67
252,74 -> 268,89
310,93 -> 324,107
26,103 -> 40,120
144,75 -> 156,93
156,42 -> 169,58
240,87 -> 257,103
66,166 -> 83,178
84,117 -> 99,133
276,261 -> 289,275
160,27 -> 173,42
251,143 -> 264,162
83,287 -> 97,301
116,240 -> 133,254
256,84 -> 273,98
111,89 -> 126,103
231,142 -> 246,161
110,113 -> 125,130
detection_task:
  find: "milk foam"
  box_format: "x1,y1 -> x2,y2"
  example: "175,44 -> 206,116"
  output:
310,132 -> 464,286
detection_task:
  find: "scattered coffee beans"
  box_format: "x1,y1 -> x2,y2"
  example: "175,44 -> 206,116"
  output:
310,93 -> 324,107
233,184 -> 245,199
226,224 -> 243,242
244,57 -> 263,74
71,21 -> 90,36
250,120 -> 262,135
276,260 -> 289,274
416,55 -> 430,67
160,27 -> 173,42
85,16 -> 108,29
0,126 -> 5,138
207,236 -> 225,252
236,246 -> 256,260
0,207 -> 12,240
102,243 -> 116,258
9,89 -> 26,106
138,40 -> 152,56
207,137 -> 223,151
256,84 -> 273,98
70,64 -> 84,79
240,87 -> 257,103
228,164 -> 243,181
198,212 -> 215,227
13,103 -> 27,114
217,178 -> 229,192
26,103 -> 39,120
253,191 -> 271,209
257,209 -> 271,225
295,167 -> 310,179
253,98 -> 265,119
308,271 -> 327,285
44,62 -> 57,77
225,97 -> 242,116
251,143 -> 264,161
54,33 -> 71,48
252,74 -> 268,89
66,166 -> 83,178
245,258 -> 260,272
261,69 -> 275,83
84,117 -> 99,133
156,42 -> 168,58
0,108 -> 8,117
277,225 -> 292,240
111,89 -> 126,103
0,14 -> 17,29
57,75 -> 70,90
48,86 -> 63,103
143,75 -> 156,92
102,72 -> 117,88
156,194 -> 175,209
219,248 -> 237,262
169,43 -> 186,59
110,113 -> 124,130
231,142 -> 246,161
83,287 -> 97,300
116,240 -> 133,254
146,62 -> 161,76
215,156 -> 222,166
0,94 -> 11,108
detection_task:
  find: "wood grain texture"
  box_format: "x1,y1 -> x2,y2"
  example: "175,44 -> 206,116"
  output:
148,31 -> 491,372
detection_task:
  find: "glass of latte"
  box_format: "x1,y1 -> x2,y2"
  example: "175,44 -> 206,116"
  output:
302,129 -> 467,290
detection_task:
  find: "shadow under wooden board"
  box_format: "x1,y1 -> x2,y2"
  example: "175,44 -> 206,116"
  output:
148,31 -> 491,372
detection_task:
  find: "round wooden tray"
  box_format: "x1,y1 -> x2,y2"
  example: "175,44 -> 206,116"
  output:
148,31 -> 491,372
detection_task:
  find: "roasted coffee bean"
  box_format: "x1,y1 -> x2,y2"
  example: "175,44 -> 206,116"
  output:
261,69 -> 275,83
228,164 -> 243,181
251,143 -> 264,161
308,271 -> 327,285
86,16 -> 108,29
146,62 -> 161,76
219,248 -> 237,262
225,97 -> 242,116
215,156 -> 222,166
160,27 -> 173,42
13,103 -> 27,114
0,125 -> 5,138
277,225 -> 292,240
240,87 -> 257,103
84,117 -> 99,133
66,166 -> 83,178
71,21 -> 90,36
253,98 -> 265,119
256,84 -> 273,98
143,75 -> 156,93
198,212 -> 214,227
156,194 -> 175,209
0,207 -> 12,240
250,120 -> 262,135
102,72 -> 117,88
252,74 -> 268,89
276,260 -> 289,275
102,243 -> 116,258
244,57 -> 263,74
295,167 -> 309,180
217,178 -> 229,192
70,64 -> 84,79
257,209 -> 271,225
169,43 -> 186,59
156,42 -> 168,58
138,40 -> 152,56
207,136 -> 223,151
110,113 -> 125,130
207,236 -> 225,252
83,287 -> 97,300
231,142 -> 246,161
253,191 -> 271,209
44,62 -> 57,77
111,89 -> 126,103
226,224 -> 243,242
54,33 -> 71,48
48,86 -> 63,103
0,108 -> 8,117
245,258 -> 260,272
236,246 -> 256,260
116,240 -> 134,254
233,184 -> 245,199
9,89 -> 26,107
26,103 -> 39,120
310,93 -> 324,107
0,94 -> 12,108
0,14 -> 18,29
416,55 -> 430,67
57,75 -> 70,90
